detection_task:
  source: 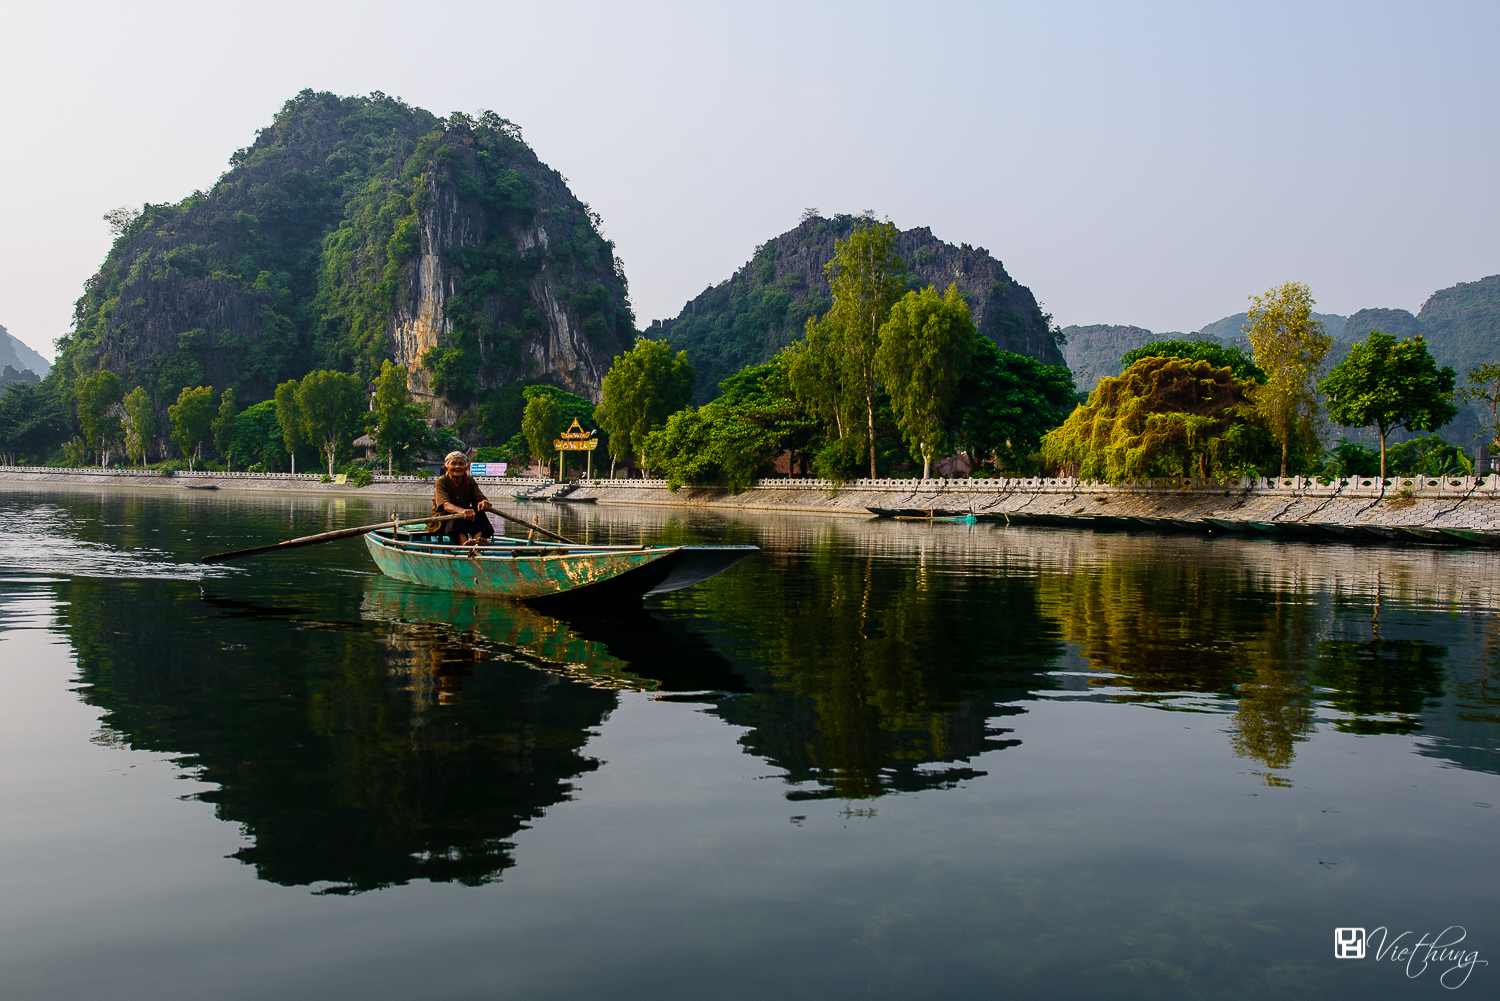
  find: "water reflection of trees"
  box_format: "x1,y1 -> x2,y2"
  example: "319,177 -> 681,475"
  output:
58,574 -> 618,894
667,532 -> 1066,800
1031,560 -> 1322,777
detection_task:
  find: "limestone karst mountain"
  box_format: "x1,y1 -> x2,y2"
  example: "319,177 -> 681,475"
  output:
1063,274 -> 1500,445
1060,313 -> 1350,393
0,325 -> 50,381
58,90 -> 633,422
648,214 -> 1065,402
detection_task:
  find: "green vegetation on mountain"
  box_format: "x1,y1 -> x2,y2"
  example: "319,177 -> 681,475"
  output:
652,213 -> 1064,403
8,89 -> 635,468
632,221 -> 1075,489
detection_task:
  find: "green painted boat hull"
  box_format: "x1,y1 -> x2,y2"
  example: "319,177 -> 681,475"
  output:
364,533 -> 676,599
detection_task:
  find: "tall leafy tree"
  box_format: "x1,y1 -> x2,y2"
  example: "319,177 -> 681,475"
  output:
595,338 -> 694,476
874,284 -> 976,479
522,394 -> 563,478
646,356 -> 817,491
168,386 -> 216,470
1244,281 -> 1333,477
212,388 -> 238,470
823,221 -> 906,478
1042,356 -> 1261,482
295,370 -> 366,478
786,318 -> 846,440
76,370 -> 124,467
1457,363 -> 1500,451
954,338 -> 1076,472
122,386 -> 153,466
373,360 -> 429,475
1319,332 -> 1457,480
274,379 -> 303,474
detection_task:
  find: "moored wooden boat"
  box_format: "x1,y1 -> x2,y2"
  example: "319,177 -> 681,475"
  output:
362,528 -> 756,602
1438,527 -> 1500,546
1397,526 -> 1451,544
867,507 -> 967,519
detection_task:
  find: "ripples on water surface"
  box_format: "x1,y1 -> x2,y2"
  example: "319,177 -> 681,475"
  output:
0,484 -> 1495,1000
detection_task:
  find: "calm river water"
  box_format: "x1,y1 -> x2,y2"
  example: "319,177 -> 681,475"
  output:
0,486 -> 1496,999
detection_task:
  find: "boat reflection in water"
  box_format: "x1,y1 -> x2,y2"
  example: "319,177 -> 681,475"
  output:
359,575 -> 753,698
63,567 -> 751,896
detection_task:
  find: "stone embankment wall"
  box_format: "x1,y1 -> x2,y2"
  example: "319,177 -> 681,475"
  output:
0,466 -> 552,500
568,474 -> 1500,530
4,466 -> 1500,530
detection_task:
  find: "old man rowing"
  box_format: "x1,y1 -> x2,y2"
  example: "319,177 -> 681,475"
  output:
198,454 -> 758,604
429,451 -> 495,544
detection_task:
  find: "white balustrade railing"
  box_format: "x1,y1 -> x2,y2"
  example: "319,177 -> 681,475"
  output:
5,465 -> 1499,497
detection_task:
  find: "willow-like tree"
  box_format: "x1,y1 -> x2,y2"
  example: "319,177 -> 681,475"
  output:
1319,332 -> 1456,480
274,380 -> 302,474
874,284 -> 976,479
1041,356 -> 1259,482
295,370 -> 366,478
1244,281 -> 1333,477
823,221 -> 906,479
122,385 -> 152,466
168,385 -> 215,470
595,338 -> 694,477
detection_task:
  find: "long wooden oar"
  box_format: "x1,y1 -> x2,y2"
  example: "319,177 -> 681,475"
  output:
200,508 -> 576,564
489,507 -> 575,545
201,518 -> 433,564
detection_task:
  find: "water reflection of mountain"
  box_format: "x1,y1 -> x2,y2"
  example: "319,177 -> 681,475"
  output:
60,574 -> 620,894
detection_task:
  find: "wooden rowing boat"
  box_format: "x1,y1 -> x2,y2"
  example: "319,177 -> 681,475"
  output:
362,528 -> 756,603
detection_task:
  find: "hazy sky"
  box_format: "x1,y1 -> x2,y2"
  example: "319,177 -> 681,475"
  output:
3,1 -> 1497,363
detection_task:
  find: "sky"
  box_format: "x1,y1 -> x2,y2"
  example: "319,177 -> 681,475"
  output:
2,0 -> 1497,364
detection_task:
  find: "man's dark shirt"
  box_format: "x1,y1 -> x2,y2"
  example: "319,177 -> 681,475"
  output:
427,473 -> 489,533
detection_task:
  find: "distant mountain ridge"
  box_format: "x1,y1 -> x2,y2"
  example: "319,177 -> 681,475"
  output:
650,214 -> 1064,402
1064,273 -> 1500,445
1061,313 -> 1350,393
0,325 -> 50,378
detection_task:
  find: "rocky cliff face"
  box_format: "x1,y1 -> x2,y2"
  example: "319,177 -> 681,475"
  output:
649,214 -> 1064,401
59,91 -> 633,421
382,130 -> 632,417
